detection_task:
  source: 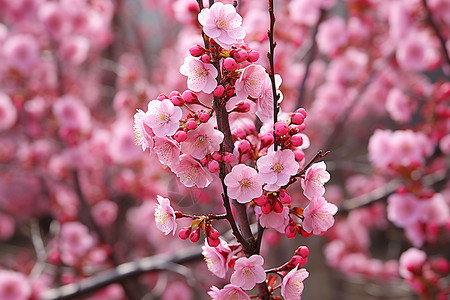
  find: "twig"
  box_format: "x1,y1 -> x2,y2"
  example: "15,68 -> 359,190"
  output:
297,9 -> 326,108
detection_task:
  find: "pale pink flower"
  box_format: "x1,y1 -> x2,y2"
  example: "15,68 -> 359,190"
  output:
255,206 -> 289,233
317,16 -> 348,56
3,34 -> 39,71
301,162 -> 330,200
302,196 -> 338,235
288,0 -> 321,26
230,255 -> 266,290
224,164 -> 264,203
257,148 -> 299,191
59,222 -> 94,265
399,248 -> 427,279
38,2 -> 71,36
208,284 -> 250,300
154,195 -> 177,236
198,2 -> 246,49
146,99 -> 182,137
52,94 -> 91,133
171,154 -> 213,188
0,93 -> 17,131
92,200 -> 118,227
281,266 -> 309,300
396,30 -> 440,71
109,118 -> 142,165
202,238 -> 240,278
133,109 -> 155,151
179,57 -> 218,93
420,193 -> 449,225
181,123 -> 223,159
0,270 -> 31,300
387,193 -> 424,228
256,75 -> 282,123
59,35 -> 90,65
235,65 -> 268,100
154,136 -> 180,167
385,88 -> 413,123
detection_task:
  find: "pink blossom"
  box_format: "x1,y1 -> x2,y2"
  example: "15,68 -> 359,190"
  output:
59,35 -> 90,65
171,154 -> 213,188
133,109 -> 155,151
224,164 -> 264,203
52,94 -> 91,133
59,222 -> 95,265
440,134 -> 450,154
301,162 -> 330,200
396,30 -> 440,71
0,93 -> 17,131
3,34 -> 39,71
181,123 -> 224,159
385,88 -> 413,123
202,238 -> 240,278
399,248 -> 427,279
208,284 -> 250,300
302,196 -> 338,235
317,16 -> 348,56
255,206 -> 289,233
109,118 -> 142,165
0,270 -> 31,300
161,281 -> 193,300
198,2 -> 246,49
281,266 -> 309,300
153,136 -> 180,167
92,200 -> 118,227
387,193 -> 425,227
179,57 -> 218,93
146,99 -> 182,137
257,148 -> 299,191
230,255 -> 266,290
235,65 -> 268,100
256,75 -> 282,123
38,2 -> 71,36
0,213 -> 15,240
420,193 -> 449,225
154,195 -> 177,236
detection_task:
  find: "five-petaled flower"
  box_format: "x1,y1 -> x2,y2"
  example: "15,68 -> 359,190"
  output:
257,148 -> 299,191
224,164 -> 264,203
301,161 -> 330,200
230,255 -> 266,290
281,265 -> 309,300
146,99 -> 182,137
181,123 -> 224,159
179,57 -> 218,94
154,195 -> 177,236
302,196 -> 338,235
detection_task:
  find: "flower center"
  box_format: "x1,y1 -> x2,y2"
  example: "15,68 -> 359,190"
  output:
216,18 -> 227,30
159,112 -> 170,123
196,135 -> 206,146
272,162 -> 283,173
239,178 -> 252,189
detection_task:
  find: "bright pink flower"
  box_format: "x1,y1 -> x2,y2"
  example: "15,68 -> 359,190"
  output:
179,57 -> 218,93
301,162 -> 330,200
59,222 -> 94,265
202,238 -> 240,278
153,136 -> 180,167
230,255 -> 266,290
399,248 -> 427,279
59,35 -> 90,65
3,34 -> 39,71
256,75 -> 282,123
385,88 -> 413,123
38,2 -> 71,36
92,200 -> 118,228
208,284 -> 250,300
302,196 -> 338,235
154,195 -> 177,236
0,93 -> 17,131
281,266 -> 309,300
133,109 -> 155,151
255,206 -> 289,233
171,154 -> 213,188
198,2 -> 246,49
181,123 -> 224,159
396,29 -> 440,71
224,164 -> 264,203
0,270 -> 31,300
235,65 -> 268,100
146,99 -> 182,137
257,148 -> 299,191
387,193 -> 425,228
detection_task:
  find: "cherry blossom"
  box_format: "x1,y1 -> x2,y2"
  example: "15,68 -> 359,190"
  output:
230,255 -> 266,290
208,284 -> 250,300
171,154 -> 213,188
179,57 -> 218,93
0,270 -> 31,300
301,162 -> 330,200
154,195 -> 177,236
0,93 -> 17,131
257,148 -> 299,191
387,193 -> 425,228
235,64 -> 268,100
146,99 -> 182,137
153,136 -> 181,167
224,164 -> 264,203
92,200 -> 118,227
256,75 -> 283,123
181,123 -> 224,159
255,206 -> 289,233
398,248 -> 427,280
202,238 -> 239,278
281,266 -> 309,300
3,34 -> 39,71
198,2 -> 246,49
302,196 -> 338,235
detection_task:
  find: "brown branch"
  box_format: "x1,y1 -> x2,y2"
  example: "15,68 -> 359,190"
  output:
267,0 -> 279,151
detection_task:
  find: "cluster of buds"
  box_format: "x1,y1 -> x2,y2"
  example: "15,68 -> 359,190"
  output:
179,217 -> 221,247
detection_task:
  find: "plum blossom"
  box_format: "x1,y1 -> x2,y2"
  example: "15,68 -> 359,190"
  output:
235,65 -> 268,100
230,255 -> 266,290
0,270 -> 31,300
301,162 -> 330,200
92,200 -> 118,227
3,34 -> 39,71
0,93 -> 17,131
133,109 -> 155,151
302,196 -> 338,235
171,154 -> 213,188
224,164 -> 264,203
198,2 -> 246,49
208,284 -> 250,300
385,88 -> 413,123
154,195 -> 177,236
179,57 -> 218,93
399,248 -> 427,279
52,94 -> 91,133
202,238 -> 240,278
256,75 -> 283,124
257,148 -> 299,191
181,123 -> 224,159
317,16 -> 348,56
146,99 -> 182,137
281,266 -> 309,300
387,193 -> 424,228
153,136 -> 180,167
255,206 -> 289,233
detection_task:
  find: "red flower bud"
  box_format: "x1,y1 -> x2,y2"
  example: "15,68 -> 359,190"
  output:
178,227 -> 191,240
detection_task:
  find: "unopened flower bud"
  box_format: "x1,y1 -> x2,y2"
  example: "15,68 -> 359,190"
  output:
189,44 -> 205,57
272,200 -> 283,213
291,113 -> 305,125
295,124 -> 306,132
233,101 -> 251,113
212,153 -> 222,161
186,119 -> 198,130
208,227 -> 220,239
178,227 -> 191,240
297,108 -> 307,118
214,85 -> 225,97
285,225 -> 297,239
198,112 -> 210,123
208,160 -> 220,173
431,258 -> 450,274
201,54 -> 211,63
274,121 -> 288,136
261,202 -> 272,214
260,132 -> 274,148
238,140 -> 251,154
279,190 -> 291,204
223,57 -> 237,71
170,95 -> 184,106
207,236 -> 220,247
233,49 -> 248,63
182,90 -> 199,104
247,50 -> 260,62
174,131 -> 187,142
294,150 -> 305,162
254,195 -> 268,206
189,228 -> 200,243
157,93 -> 168,101
223,152 -> 233,163
291,134 -> 303,147
169,91 -> 180,98
295,246 -> 309,258
289,255 -> 306,267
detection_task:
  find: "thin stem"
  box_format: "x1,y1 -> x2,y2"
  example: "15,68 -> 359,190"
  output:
267,0 -> 279,151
